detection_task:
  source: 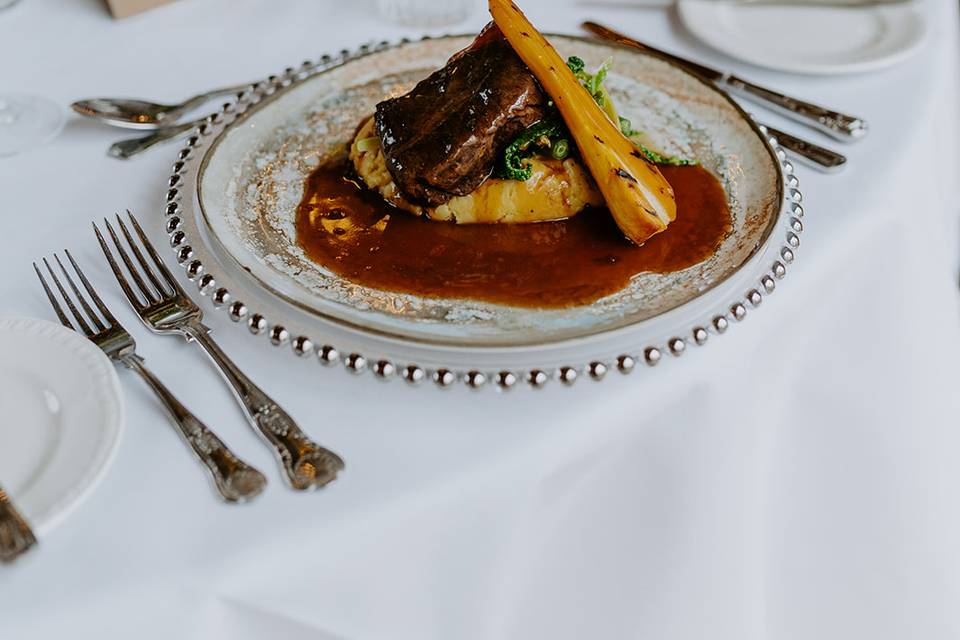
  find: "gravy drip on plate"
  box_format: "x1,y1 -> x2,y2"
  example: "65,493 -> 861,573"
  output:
295,160 -> 731,308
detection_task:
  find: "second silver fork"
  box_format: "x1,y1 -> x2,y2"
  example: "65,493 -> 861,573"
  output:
95,211 -> 344,491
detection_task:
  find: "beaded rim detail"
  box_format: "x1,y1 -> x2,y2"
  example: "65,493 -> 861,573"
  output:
160,36 -> 802,390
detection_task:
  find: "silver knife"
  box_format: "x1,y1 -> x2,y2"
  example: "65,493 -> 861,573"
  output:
582,22 -> 868,141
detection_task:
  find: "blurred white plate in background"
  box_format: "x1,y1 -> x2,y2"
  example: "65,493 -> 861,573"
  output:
677,0 -> 926,74
0,317 -> 123,535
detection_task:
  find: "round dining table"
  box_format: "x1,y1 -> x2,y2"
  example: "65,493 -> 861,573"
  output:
1,0 -> 958,638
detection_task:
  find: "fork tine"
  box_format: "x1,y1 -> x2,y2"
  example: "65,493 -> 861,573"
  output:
43,257 -> 94,337
126,210 -> 185,296
54,254 -> 105,333
65,249 -> 119,327
95,220 -> 148,310
103,218 -> 158,306
115,212 -> 170,298
34,262 -> 74,331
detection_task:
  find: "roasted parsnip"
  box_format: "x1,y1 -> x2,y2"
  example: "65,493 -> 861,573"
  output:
489,0 -> 677,245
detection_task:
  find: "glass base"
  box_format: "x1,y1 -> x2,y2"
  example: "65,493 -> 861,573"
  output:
0,94 -> 65,157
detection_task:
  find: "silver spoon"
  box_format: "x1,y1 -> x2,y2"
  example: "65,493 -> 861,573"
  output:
72,84 -> 250,130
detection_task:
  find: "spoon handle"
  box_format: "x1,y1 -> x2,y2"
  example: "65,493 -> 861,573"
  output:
107,118 -> 205,159
166,84 -> 252,121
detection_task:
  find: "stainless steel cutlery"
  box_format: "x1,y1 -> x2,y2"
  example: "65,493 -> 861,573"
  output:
71,84 -> 249,131
582,21 -> 867,141
34,251 -> 268,503
32,210 -> 343,502
759,123 -> 846,172
0,484 -> 36,563
74,31 -> 859,172
95,212 -> 344,491
107,116 -> 209,160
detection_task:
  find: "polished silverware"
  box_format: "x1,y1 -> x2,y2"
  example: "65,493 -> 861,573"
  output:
103,57 -> 342,158
72,84 -> 249,131
108,116 -> 206,160
762,123 -> 846,172
95,212 -> 344,491
582,21 -> 847,171
0,484 -> 36,564
34,252 -> 267,503
110,80 -> 844,173
582,22 -> 868,141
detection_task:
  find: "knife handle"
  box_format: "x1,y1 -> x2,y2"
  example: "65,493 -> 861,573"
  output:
726,75 -> 867,141
0,484 -> 36,563
764,124 -> 847,173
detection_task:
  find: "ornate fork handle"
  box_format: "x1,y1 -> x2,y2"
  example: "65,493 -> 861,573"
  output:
181,323 -> 344,490
121,355 -> 267,503
0,485 -> 36,563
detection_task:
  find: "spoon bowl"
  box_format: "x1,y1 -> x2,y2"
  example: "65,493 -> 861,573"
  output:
71,98 -> 181,130
71,84 -> 249,130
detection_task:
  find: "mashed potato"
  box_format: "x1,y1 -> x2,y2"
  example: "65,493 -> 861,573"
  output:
349,118 -> 602,224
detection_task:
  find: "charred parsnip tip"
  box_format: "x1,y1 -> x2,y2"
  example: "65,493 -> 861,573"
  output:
489,0 -> 677,245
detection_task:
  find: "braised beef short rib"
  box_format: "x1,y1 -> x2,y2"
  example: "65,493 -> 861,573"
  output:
374,25 -> 547,207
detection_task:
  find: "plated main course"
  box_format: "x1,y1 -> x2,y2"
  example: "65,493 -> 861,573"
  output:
295,0 -> 731,308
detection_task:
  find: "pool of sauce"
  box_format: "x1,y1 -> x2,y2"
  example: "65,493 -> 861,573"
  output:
295,161 -> 731,308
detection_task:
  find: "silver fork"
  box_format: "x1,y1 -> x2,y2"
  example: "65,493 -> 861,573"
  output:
34,252 -> 267,503
0,483 -> 36,563
95,212 -> 344,491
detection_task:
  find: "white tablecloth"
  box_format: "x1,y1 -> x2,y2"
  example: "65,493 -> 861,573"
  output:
2,1 -> 959,638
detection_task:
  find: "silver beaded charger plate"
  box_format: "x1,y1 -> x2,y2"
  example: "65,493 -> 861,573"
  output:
165,35 -> 803,389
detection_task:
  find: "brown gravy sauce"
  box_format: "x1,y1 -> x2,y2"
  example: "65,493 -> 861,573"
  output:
295,161 -> 731,308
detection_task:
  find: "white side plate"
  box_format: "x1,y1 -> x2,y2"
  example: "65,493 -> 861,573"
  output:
678,0 -> 927,75
0,317 -> 123,535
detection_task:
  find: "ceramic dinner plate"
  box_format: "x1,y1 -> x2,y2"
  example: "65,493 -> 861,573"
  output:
0,317 -> 123,534
163,35 -> 802,387
677,0 -> 926,75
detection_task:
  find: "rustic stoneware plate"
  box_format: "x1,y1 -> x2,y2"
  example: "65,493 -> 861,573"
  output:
166,35 -> 802,389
